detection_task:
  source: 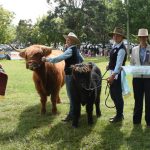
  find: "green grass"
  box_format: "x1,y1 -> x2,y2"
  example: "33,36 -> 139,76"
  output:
0,57 -> 150,150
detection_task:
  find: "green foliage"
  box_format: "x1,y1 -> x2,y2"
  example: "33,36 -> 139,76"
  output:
46,0 -> 126,45
38,13 -> 65,46
0,6 -> 15,43
0,58 -> 150,150
129,0 -> 150,35
2,0 -> 150,46
16,20 -> 33,45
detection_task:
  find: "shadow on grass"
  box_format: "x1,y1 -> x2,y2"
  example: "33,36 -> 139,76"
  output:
0,103 -> 99,150
126,125 -> 150,150
37,114 -> 99,150
0,103 -> 55,142
94,122 -> 124,150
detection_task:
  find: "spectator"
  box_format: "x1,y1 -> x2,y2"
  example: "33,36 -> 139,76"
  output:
130,28 -> 150,127
42,32 -> 83,122
107,27 -> 127,123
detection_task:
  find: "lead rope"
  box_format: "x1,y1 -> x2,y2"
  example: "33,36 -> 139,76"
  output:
103,79 -> 115,108
101,69 -> 115,109
74,68 -> 115,108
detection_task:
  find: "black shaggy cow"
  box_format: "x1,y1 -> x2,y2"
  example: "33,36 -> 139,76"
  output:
71,62 -> 102,127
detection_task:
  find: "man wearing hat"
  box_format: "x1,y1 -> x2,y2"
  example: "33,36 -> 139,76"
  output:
107,27 -> 127,123
131,28 -> 150,127
42,32 -> 84,121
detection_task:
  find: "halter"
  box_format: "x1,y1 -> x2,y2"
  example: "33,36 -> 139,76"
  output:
73,69 -> 115,108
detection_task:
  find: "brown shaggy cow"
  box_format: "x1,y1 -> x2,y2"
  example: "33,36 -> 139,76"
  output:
19,45 -> 65,114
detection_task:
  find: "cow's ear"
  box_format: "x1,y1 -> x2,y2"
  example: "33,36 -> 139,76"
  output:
71,65 -> 76,71
19,51 -> 26,58
41,46 -> 52,56
70,65 -> 75,68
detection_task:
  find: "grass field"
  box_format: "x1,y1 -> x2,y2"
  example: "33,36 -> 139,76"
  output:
0,57 -> 150,150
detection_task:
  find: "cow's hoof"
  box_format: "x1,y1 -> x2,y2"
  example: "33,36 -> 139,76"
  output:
57,100 -> 61,104
97,113 -> 101,118
88,120 -> 93,125
72,124 -> 78,128
41,110 -> 46,115
52,110 -> 57,115
57,101 -> 61,104
96,111 -> 101,118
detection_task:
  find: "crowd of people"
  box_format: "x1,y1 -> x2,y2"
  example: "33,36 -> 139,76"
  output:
80,43 -> 111,57
1,27 -> 150,128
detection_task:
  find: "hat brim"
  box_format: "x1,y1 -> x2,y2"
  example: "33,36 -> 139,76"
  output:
109,32 -> 126,39
137,35 -> 148,37
63,35 -> 80,45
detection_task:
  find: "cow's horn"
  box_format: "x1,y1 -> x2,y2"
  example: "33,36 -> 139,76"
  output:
9,44 -> 25,52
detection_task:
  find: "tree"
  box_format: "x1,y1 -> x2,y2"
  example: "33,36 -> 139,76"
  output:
39,12 -> 65,46
16,19 -> 33,46
46,0 -> 126,45
129,0 -> 150,35
0,6 -> 15,43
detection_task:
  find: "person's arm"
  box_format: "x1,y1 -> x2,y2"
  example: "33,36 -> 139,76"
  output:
78,52 -> 84,63
130,48 -> 135,65
107,49 -> 125,84
43,48 -> 72,63
113,48 -> 126,74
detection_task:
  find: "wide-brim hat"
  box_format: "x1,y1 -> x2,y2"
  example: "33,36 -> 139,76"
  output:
109,27 -> 126,38
138,28 -> 148,37
63,32 -> 80,45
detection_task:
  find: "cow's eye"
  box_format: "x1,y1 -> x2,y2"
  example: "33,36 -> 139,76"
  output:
34,53 -> 42,57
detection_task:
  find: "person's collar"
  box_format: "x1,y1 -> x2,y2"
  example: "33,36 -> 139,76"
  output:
68,45 -> 77,48
140,43 -> 147,49
113,41 -> 123,48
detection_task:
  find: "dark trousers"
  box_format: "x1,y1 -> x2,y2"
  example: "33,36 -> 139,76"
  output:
110,73 -> 124,117
133,78 -> 150,125
65,75 -> 74,117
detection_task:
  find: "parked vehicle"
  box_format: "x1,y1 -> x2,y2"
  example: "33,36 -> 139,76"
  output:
9,51 -> 23,60
0,44 -> 23,60
0,48 -> 11,60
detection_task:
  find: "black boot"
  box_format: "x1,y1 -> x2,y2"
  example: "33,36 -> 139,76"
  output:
109,115 -> 124,123
62,114 -> 73,122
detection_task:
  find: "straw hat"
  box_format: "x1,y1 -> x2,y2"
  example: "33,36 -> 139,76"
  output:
109,27 -> 126,38
138,28 -> 148,37
63,32 -> 80,45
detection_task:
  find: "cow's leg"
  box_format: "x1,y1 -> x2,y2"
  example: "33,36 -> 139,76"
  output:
72,102 -> 80,128
40,95 -> 47,115
57,95 -> 61,104
33,80 -> 47,114
51,92 -> 58,114
95,97 -> 101,117
86,102 -> 93,125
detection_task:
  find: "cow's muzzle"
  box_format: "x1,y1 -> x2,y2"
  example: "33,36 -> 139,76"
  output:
26,61 -> 42,70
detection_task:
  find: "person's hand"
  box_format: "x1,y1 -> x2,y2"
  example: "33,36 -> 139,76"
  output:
64,44 -> 69,49
42,57 -> 54,63
42,56 -> 47,62
107,74 -> 115,85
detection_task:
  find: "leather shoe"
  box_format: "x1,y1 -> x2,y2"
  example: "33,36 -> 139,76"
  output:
109,116 -> 116,120
147,124 -> 150,128
109,115 -> 124,123
62,115 -> 73,122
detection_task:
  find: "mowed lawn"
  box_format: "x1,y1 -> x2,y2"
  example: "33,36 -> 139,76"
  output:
0,57 -> 150,150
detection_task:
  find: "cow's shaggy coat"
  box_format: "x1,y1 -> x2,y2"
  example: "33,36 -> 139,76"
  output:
71,62 -> 101,127
19,45 -> 65,114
